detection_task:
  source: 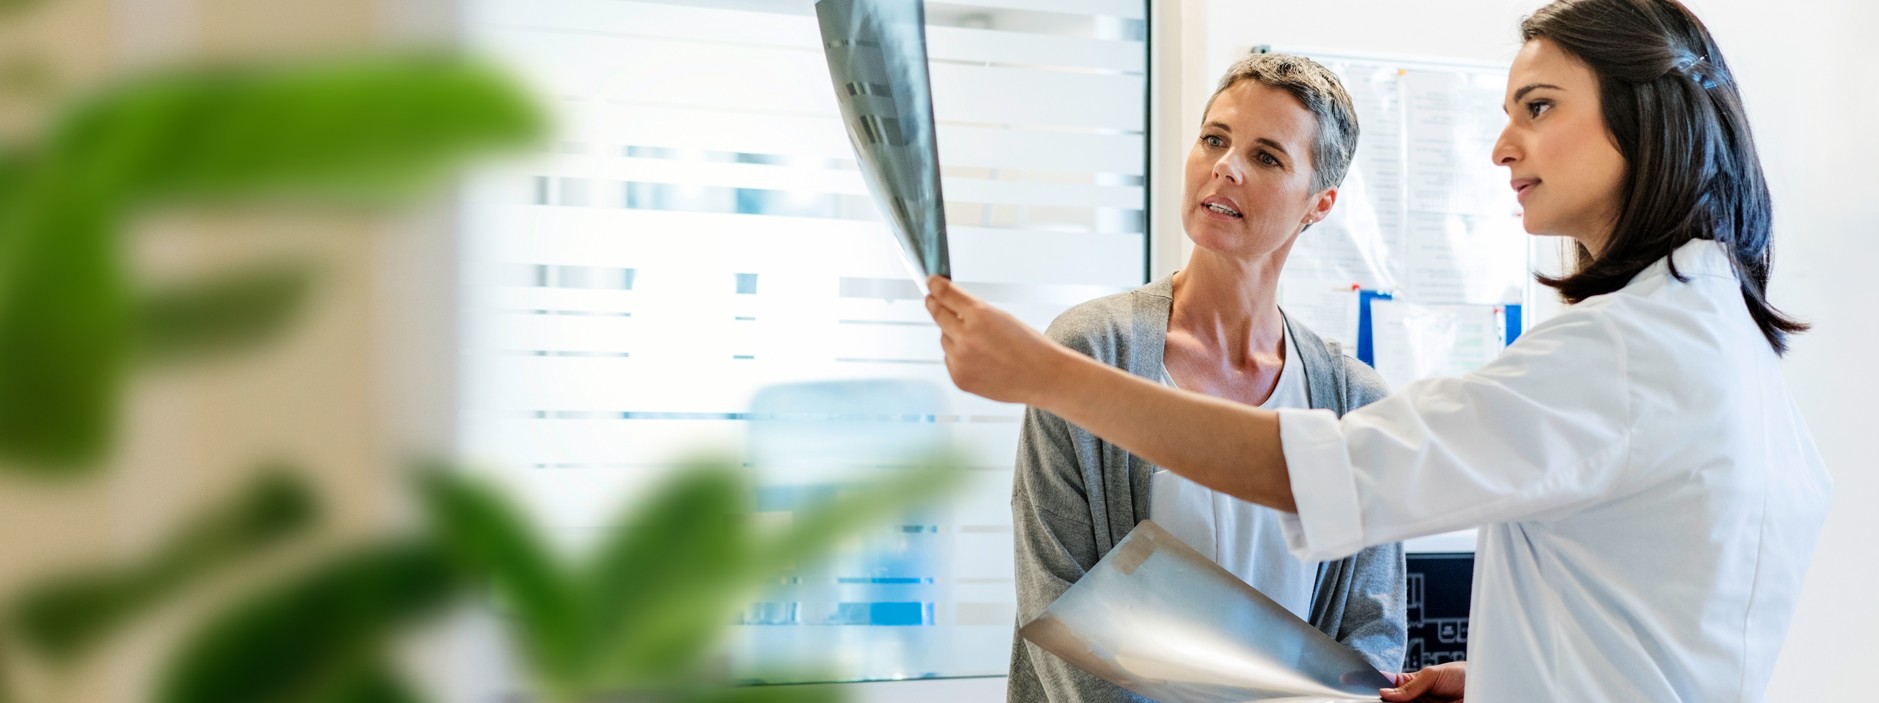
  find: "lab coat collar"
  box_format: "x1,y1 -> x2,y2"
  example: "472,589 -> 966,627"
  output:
1631,238 -> 1738,287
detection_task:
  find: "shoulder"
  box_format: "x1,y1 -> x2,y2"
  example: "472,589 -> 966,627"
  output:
1044,290 -> 1134,344
1044,281 -> 1170,359
1339,355 -> 1390,408
1507,294 -> 1633,361
1283,314 -> 1390,409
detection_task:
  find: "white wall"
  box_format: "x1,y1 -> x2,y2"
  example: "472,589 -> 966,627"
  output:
1177,0 -> 1879,698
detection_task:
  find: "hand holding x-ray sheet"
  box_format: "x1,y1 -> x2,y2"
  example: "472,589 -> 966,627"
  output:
1022,521 -> 1392,702
814,0 -> 951,292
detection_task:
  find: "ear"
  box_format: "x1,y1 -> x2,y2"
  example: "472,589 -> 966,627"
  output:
1303,186 -> 1338,226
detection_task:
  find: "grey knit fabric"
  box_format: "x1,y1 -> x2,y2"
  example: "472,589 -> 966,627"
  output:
1006,276 -> 1407,703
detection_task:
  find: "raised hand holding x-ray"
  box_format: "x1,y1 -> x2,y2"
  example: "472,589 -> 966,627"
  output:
814,0 -> 951,292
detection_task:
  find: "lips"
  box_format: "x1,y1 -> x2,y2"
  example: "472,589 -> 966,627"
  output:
1200,195 -> 1242,219
1510,178 -> 1539,204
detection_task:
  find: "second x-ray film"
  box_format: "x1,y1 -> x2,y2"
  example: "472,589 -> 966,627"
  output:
814,0 -> 951,289
1021,520 -> 1392,702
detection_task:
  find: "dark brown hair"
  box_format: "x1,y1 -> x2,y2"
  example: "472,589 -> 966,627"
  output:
1522,0 -> 1807,354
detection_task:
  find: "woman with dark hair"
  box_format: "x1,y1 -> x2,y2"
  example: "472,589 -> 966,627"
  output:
921,0 -> 1830,700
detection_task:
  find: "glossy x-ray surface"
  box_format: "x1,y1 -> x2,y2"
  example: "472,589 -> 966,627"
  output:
814,0 -> 950,288
1022,520 -> 1391,702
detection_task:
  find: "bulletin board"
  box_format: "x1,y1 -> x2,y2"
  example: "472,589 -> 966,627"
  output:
1260,47 -> 1535,391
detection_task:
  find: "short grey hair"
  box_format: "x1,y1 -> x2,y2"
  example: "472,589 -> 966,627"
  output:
1205,53 -> 1360,193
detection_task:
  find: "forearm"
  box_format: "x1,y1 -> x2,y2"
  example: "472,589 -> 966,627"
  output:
921,275 -> 1295,512
1032,347 -> 1296,512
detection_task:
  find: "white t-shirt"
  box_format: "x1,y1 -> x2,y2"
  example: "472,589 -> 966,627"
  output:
1150,325 -> 1321,620
1277,240 -> 1831,701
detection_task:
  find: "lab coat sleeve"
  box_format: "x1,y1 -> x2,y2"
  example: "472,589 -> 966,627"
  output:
1278,304 -> 1635,561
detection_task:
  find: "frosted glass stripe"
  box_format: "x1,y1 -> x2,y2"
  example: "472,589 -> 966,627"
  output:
462,417 -> 1023,480
840,277 -> 1131,307
939,125 -> 1145,174
481,357 -> 769,411
559,105 -> 1144,173
953,533 -> 1020,579
527,155 -> 1144,210
482,288 -> 637,314
946,0 -> 1145,20
609,0 -> 1142,21
941,65 -> 1144,131
469,209 -> 1146,283
482,314 -> 637,353
830,325 -> 945,364
949,230 -> 1143,286
478,31 -> 1144,130
932,26 -> 1142,73
953,470 -> 1020,525
559,104 -> 1146,173
471,208 -> 908,275
561,106 -> 854,161
952,424 -> 1023,469
484,320 -> 967,367
470,418 -> 748,468
469,1 -> 1142,73
476,356 -> 1028,414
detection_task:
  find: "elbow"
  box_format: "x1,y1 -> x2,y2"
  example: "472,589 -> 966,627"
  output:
1272,490 -> 1298,514
1265,465 -> 1297,513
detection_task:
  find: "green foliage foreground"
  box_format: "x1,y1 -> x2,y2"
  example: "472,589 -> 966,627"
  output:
0,52 -> 543,473
0,44 -> 961,703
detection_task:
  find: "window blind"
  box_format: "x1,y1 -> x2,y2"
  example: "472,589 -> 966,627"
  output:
458,0 -> 1147,682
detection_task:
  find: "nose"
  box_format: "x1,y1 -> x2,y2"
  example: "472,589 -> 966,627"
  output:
1491,122 -> 1519,167
1212,151 -> 1245,184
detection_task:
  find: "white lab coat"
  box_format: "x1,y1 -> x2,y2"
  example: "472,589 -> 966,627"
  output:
1276,239 -> 1831,702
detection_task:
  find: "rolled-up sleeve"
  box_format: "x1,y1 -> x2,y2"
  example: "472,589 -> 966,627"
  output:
1279,407 -> 1367,561
1277,306 -> 1635,562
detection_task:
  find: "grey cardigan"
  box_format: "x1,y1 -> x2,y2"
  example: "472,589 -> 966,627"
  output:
1008,277 -> 1407,703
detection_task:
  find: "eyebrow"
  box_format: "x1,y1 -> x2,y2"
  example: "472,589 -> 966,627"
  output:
1505,83 -> 1564,112
1204,122 -> 1293,157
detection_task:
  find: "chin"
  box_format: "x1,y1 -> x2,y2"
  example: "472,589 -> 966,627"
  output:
1185,225 -> 1245,253
1518,212 -> 1552,237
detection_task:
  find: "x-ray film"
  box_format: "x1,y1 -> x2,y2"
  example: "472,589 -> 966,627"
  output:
815,0 -> 951,290
1021,520 -> 1391,702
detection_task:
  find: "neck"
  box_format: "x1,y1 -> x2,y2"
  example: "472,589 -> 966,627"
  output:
1168,247 -> 1289,364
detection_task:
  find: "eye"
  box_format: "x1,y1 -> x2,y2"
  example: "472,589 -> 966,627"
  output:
1525,99 -> 1554,119
1256,151 -> 1281,167
1201,134 -> 1226,148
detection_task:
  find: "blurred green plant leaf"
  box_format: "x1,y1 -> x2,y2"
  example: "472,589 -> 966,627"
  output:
0,639 -> 14,703
136,260 -> 315,365
53,52 -> 545,206
155,540 -> 456,703
584,458 -> 751,688
10,467 -> 316,662
0,51 -> 543,473
584,455 -> 962,691
0,171 -> 126,471
748,456 -> 965,581
317,663 -> 424,703
0,0 -> 50,21
415,467 -> 583,694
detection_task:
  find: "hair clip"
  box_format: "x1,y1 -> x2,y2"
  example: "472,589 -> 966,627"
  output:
1674,53 -> 1720,89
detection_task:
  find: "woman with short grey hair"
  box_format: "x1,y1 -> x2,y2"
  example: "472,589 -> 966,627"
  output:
1006,53 -> 1406,703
